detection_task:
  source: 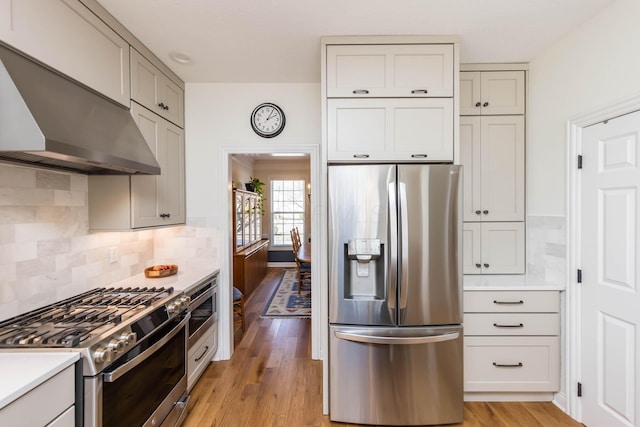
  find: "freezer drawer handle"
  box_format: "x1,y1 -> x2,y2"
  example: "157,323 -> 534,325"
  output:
493,362 -> 523,368
334,331 -> 459,345
493,300 -> 524,305
493,323 -> 524,328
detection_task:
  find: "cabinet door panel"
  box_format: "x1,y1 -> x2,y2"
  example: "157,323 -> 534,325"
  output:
463,223 -> 482,274
162,78 -> 185,127
327,44 -> 453,97
460,117 -> 482,221
481,71 -> 525,115
327,99 -> 387,160
392,99 -> 453,160
481,116 -> 525,221
0,0 -> 130,105
481,222 -> 525,274
159,121 -> 185,223
460,72 -> 481,116
130,49 -> 160,112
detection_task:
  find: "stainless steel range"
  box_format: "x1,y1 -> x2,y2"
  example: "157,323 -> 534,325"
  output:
0,287 -> 191,427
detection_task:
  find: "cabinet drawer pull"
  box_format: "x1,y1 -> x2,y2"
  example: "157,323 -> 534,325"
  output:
194,345 -> 210,362
493,362 -> 523,368
353,154 -> 370,158
411,89 -> 428,94
493,300 -> 524,305
411,154 -> 428,158
493,323 -> 524,328
352,89 -> 369,95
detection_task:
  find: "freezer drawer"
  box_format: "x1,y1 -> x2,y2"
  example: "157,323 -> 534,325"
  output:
329,325 -> 463,426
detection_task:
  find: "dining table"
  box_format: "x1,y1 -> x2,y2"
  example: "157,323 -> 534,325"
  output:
297,243 -> 311,263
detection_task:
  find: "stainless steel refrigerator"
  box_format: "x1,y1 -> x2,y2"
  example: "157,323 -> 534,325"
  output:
328,164 -> 463,426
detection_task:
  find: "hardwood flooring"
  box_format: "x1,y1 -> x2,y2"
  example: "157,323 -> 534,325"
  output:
183,267 -> 583,427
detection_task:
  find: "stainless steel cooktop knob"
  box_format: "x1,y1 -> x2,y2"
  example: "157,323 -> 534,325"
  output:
166,302 -> 178,315
181,295 -> 191,306
120,331 -> 137,345
107,338 -> 125,353
94,347 -> 114,364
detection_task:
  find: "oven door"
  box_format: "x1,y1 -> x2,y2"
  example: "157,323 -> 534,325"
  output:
188,281 -> 217,348
85,313 -> 190,427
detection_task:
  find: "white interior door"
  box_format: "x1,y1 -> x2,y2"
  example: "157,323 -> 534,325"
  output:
580,110 -> 640,427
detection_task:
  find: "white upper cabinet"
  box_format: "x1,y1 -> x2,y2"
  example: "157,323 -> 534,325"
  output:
327,98 -> 454,162
460,115 -> 525,222
327,44 -> 454,98
460,71 -> 525,115
0,0 -> 130,106
131,48 -> 184,127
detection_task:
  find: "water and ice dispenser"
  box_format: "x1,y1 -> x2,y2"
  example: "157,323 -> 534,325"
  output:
344,238 -> 384,299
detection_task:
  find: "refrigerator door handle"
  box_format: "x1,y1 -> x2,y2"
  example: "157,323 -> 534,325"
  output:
334,331 -> 459,345
398,181 -> 409,311
388,181 -> 398,311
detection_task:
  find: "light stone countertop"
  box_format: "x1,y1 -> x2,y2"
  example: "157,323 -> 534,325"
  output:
109,265 -> 221,293
0,352 -> 80,410
463,274 -> 565,291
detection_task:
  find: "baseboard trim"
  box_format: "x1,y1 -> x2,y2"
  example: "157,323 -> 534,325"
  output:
464,392 -> 554,402
268,262 -> 296,268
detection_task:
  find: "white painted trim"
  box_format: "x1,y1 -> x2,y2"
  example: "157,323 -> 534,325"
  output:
321,35 -> 459,46
464,392 -> 554,402
565,92 -> 640,422
220,144 -> 322,364
553,391 -> 567,413
460,63 -> 529,72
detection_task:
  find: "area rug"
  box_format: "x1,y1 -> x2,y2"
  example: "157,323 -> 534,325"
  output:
261,269 -> 311,318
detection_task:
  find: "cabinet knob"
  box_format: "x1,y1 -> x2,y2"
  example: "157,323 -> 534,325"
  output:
475,263 -> 481,268
158,102 -> 166,109
352,89 -> 369,95
475,210 -> 481,215
483,102 -> 489,107
483,263 -> 489,268
483,210 -> 489,214
475,102 -> 481,107
411,89 -> 428,94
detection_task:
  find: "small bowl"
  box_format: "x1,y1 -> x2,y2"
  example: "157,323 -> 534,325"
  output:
144,264 -> 178,278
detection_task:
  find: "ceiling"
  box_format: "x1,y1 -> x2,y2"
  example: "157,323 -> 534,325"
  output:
96,0 -> 616,84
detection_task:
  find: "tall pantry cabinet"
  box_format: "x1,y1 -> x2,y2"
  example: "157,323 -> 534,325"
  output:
459,67 -> 527,274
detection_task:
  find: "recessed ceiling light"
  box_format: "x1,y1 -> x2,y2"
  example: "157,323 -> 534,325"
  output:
169,52 -> 191,64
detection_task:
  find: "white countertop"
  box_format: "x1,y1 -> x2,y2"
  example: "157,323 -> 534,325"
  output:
0,352 -> 79,409
463,274 -> 565,291
110,265 -> 220,293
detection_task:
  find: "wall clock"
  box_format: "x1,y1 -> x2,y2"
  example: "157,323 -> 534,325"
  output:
250,103 -> 286,138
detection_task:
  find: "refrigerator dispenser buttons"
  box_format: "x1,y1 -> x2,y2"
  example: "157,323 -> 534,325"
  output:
348,239 -> 381,277
346,238 -> 383,296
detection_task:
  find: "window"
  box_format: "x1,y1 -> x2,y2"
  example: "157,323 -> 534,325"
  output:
271,179 -> 305,246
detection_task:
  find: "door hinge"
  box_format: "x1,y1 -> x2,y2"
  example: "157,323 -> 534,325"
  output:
578,382 -> 582,397
578,155 -> 583,169
577,269 -> 582,283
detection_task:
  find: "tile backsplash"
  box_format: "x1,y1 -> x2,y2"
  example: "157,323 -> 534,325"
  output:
527,214 -> 566,283
0,162 -> 218,321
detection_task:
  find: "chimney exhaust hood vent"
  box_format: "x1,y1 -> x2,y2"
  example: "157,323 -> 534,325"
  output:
0,43 -> 160,175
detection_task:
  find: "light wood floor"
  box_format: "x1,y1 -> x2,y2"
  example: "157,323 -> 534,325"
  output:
183,268 -> 583,427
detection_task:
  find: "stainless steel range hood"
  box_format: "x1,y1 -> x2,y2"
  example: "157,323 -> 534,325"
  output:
0,43 -> 161,175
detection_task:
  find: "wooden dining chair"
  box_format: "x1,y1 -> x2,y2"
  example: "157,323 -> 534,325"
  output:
291,228 -> 311,294
233,287 -> 245,333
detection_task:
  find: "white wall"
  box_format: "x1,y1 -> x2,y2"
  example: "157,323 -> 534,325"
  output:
528,0 -> 640,216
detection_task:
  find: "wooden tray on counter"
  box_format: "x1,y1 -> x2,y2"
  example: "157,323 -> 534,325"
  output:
144,264 -> 178,278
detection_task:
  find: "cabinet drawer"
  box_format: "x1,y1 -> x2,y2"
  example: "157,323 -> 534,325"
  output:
47,405 -> 75,427
464,313 -> 559,336
0,364 -> 75,426
187,327 -> 216,390
464,336 -> 559,392
464,291 -> 559,313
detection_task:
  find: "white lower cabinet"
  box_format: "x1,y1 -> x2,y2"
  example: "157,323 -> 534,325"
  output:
187,327 -> 217,391
463,290 -> 560,396
0,364 -> 75,426
327,98 -> 453,162
463,222 -> 525,274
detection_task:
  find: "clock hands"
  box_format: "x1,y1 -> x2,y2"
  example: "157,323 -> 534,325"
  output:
265,108 -> 276,121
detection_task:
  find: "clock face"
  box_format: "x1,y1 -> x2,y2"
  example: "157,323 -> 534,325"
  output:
251,103 -> 286,138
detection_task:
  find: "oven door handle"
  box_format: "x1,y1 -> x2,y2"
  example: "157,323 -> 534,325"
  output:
103,313 -> 190,383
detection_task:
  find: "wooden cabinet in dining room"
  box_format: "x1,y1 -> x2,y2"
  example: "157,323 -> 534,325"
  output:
460,71 -> 525,116
326,44 -> 454,98
327,98 -> 454,162
131,48 -> 184,127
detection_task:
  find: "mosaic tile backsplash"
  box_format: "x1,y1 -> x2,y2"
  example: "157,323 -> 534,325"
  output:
0,163 -> 218,321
